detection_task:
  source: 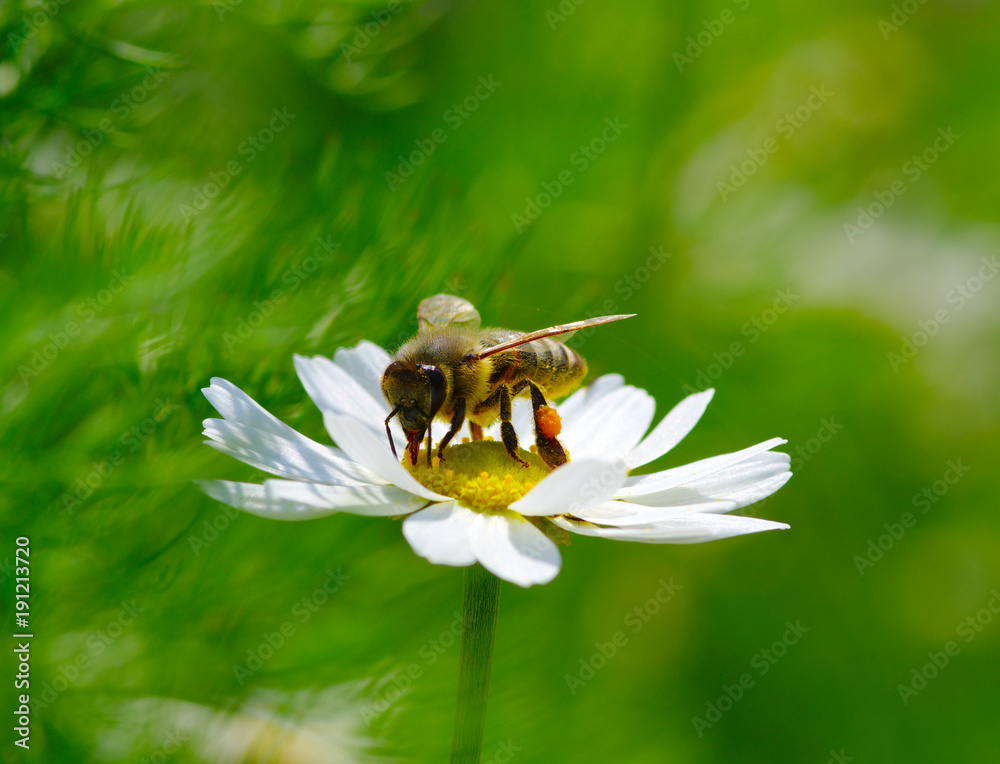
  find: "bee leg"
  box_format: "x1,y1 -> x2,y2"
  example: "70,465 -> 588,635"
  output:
436,397 -> 466,459
469,423 -> 484,441
524,381 -> 568,469
499,384 -> 530,468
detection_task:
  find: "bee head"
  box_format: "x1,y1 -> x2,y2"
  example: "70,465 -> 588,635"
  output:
380,360 -> 447,464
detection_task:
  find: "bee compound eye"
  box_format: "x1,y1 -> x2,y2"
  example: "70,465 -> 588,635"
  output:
422,366 -> 447,418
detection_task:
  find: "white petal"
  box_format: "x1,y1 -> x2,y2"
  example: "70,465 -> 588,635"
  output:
552,512 -> 789,544
468,513 -> 562,587
618,437 -> 787,498
294,354 -> 369,416
204,377 -> 295,437
510,395 -> 535,437
560,386 -> 656,459
294,354 -> 405,454
627,389 -> 714,468
509,458 -> 627,517
626,452 -> 792,511
202,379 -> 381,485
197,479 -> 339,520
203,419 -> 381,485
571,500 -> 739,525
333,341 -> 392,406
263,479 -> 426,516
205,440 -> 301,480
323,413 -> 451,503
402,502 -> 477,566
557,373 -> 625,423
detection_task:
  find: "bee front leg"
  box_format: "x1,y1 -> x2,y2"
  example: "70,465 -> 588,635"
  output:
469,423 -> 484,441
499,384 -> 530,468
436,397 -> 466,460
520,381 -> 568,469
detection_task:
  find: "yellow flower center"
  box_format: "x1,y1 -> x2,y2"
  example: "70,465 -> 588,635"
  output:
403,441 -> 551,513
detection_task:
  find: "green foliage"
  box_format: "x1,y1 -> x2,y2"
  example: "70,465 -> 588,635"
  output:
2,0 -> 999,761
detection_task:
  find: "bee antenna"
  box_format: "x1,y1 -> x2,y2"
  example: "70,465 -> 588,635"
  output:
426,423 -> 433,466
384,405 -> 402,459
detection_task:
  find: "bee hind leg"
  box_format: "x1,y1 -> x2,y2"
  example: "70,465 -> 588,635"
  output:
517,380 -> 568,469
436,398 -> 466,460
499,385 -> 530,468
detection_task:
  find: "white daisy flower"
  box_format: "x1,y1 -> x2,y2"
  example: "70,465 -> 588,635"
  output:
198,341 -> 791,588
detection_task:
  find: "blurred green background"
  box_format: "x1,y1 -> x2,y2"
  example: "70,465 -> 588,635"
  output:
2,0 -> 998,761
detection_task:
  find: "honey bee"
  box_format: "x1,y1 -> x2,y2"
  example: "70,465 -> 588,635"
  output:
380,294 -> 634,469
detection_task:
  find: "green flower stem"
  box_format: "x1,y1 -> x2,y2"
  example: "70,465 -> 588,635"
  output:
449,564 -> 502,764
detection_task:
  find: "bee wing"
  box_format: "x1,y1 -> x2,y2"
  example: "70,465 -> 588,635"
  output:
417,294 -> 482,332
471,314 -> 636,360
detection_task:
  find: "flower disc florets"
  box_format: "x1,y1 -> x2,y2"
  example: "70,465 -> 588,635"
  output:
403,441 -> 550,513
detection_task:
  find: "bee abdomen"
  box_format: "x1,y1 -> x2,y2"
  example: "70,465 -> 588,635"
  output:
481,331 -> 587,400
522,337 -> 587,398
